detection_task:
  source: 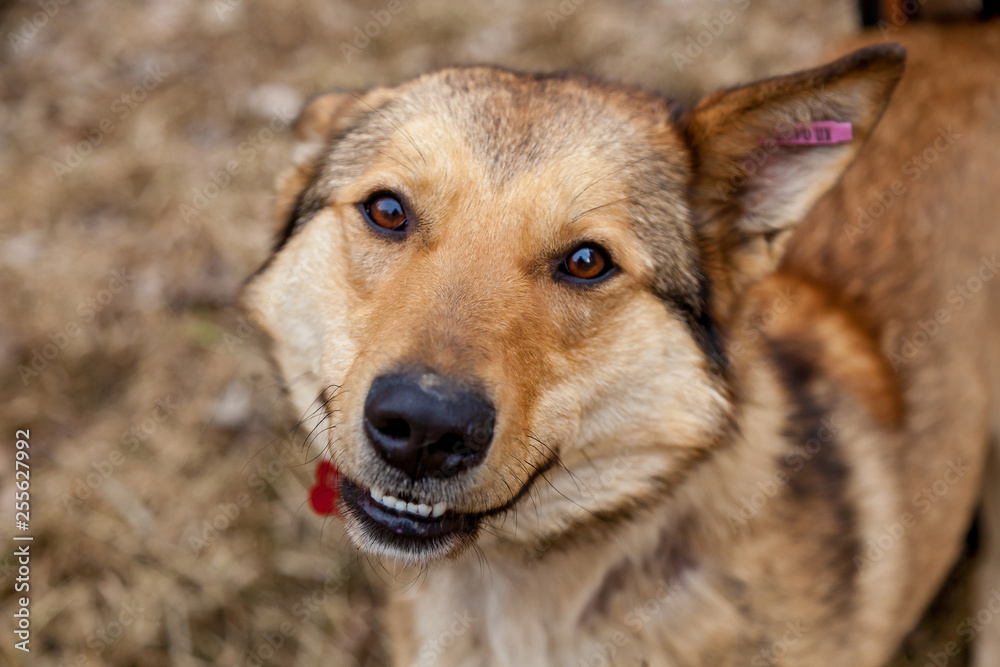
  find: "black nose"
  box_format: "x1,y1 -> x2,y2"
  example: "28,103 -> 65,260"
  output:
363,373 -> 495,481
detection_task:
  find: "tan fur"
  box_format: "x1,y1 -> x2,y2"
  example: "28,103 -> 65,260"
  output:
245,21 -> 1000,666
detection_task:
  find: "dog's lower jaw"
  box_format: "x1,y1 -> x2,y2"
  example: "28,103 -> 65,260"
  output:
338,478 -> 477,564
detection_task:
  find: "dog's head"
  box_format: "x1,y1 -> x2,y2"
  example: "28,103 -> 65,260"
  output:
245,47 -> 904,563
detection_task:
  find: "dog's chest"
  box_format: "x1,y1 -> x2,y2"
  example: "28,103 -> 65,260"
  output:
395,554 -> 709,667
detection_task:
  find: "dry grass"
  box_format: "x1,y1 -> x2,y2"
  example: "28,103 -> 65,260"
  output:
0,0 -> 975,664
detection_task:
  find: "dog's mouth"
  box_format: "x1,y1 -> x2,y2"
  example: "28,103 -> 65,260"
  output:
340,477 -> 479,548
338,458 -> 556,558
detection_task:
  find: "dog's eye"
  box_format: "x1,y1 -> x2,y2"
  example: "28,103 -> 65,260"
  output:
557,244 -> 614,284
362,193 -> 408,233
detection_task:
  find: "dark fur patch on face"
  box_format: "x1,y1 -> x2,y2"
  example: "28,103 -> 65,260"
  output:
767,336 -> 858,615
246,180 -> 327,283
627,153 -> 730,379
277,180 -> 326,252
654,275 -> 729,379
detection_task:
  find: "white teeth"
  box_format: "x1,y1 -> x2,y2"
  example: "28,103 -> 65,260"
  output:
368,488 -> 447,519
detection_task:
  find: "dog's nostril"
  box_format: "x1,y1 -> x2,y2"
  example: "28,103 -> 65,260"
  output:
382,418 -> 411,441
363,373 -> 495,481
436,433 -> 464,454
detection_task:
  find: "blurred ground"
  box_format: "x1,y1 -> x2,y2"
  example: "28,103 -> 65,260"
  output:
0,0 -> 978,665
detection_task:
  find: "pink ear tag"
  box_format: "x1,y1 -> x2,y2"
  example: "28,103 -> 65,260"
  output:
773,121 -> 853,146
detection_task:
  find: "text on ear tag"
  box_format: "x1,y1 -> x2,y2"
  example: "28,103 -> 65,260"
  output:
773,121 -> 853,146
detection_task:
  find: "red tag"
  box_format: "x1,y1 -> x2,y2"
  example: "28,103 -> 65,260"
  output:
309,459 -> 341,516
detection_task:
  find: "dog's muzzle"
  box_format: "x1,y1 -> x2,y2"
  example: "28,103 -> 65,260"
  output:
336,371 -> 496,551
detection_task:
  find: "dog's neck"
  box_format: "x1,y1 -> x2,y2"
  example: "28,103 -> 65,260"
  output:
388,439 -> 766,667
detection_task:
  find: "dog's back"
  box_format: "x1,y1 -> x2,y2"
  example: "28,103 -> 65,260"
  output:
793,22 -> 1000,364
783,21 -> 1000,664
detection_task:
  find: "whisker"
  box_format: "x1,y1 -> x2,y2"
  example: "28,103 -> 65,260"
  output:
511,454 -> 541,527
525,432 -> 592,500
300,403 -> 339,451
238,386 -> 335,477
299,412 -> 333,455
256,370 -> 311,417
367,546 -> 397,586
537,466 -> 600,522
496,474 -> 517,532
471,541 -> 493,587
569,153 -> 659,206
349,92 -> 427,170
368,146 -> 417,178
403,563 -> 430,594
299,385 -> 346,456
568,185 -> 664,225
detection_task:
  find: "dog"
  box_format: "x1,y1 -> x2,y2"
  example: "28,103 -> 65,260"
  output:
245,20 -> 1000,667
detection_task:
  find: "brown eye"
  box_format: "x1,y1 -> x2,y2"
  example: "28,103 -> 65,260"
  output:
362,193 -> 408,233
558,244 -> 614,284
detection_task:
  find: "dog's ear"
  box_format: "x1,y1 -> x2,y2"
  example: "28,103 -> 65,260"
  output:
682,45 -> 905,309
289,92 -> 355,164
275,89 -> 393,225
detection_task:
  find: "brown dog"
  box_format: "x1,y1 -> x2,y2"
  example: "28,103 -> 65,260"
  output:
245,21 -> 1000,666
